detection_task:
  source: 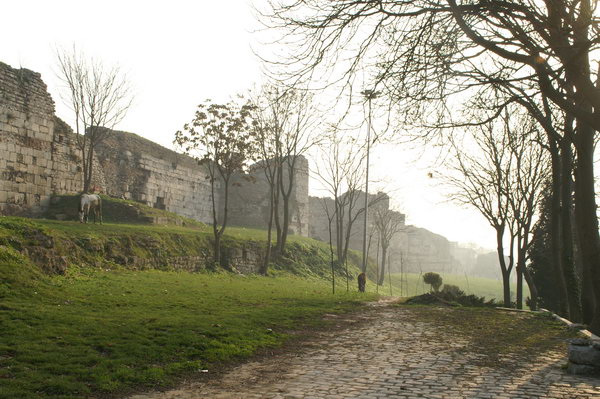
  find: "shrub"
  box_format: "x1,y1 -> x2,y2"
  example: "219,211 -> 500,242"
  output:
423,272 -> 443,292
441,284 -> 464,297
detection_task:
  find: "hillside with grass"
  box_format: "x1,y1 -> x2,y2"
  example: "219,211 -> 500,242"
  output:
0,196 -> 380,398
0,195 -> 364,279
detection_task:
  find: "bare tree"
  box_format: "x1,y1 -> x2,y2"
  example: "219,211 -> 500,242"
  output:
320,197 -> 338,294
56,47 -> 132,192
443,109 -> 548,308
249,85 -> 319,262
504,116 -> 550,310
273,89 -> 319,254
373,207 -> 404,286
250,85 -> 282,274
314,131 -> 363,265
263,0 -> 600,333
174,100 -> 256,267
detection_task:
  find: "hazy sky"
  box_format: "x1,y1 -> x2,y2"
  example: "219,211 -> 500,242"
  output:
1,0 -> 496,250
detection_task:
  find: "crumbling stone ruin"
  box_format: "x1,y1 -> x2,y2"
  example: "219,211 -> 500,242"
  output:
0,60 -> 481,273
95,130 -> 217,223
0,61 -> 308,234
568,338 -> 600,375
0,62 -> 89,215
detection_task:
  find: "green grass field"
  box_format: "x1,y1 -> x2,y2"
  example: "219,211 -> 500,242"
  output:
0,196 -> 529,397
1,255 -> 377,398
0,205 -> 377,399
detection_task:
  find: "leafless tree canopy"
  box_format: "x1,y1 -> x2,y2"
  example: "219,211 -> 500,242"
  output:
262,0 -> 600,333
261,0 -> 600,129
252,85 -> 320,254
443,108 -> 549,307
56,47 -> 133,192
373,206 -> 404,285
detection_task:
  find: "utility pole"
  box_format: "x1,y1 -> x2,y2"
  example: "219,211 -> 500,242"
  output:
360,89 -> 379,275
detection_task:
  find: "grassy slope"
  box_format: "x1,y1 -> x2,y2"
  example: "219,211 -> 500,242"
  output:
0,199 -> 376,398
0,196 -> 535,398
0,215 -> 359,280
1,262 -> 375,398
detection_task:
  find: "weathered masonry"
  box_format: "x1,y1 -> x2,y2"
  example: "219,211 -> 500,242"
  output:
0,61 -> 494,276
0,61 -> 309,235
0,62 -> 91,215
95,131 -> 218,224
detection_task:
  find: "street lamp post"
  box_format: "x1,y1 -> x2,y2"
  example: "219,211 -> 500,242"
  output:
360,89 -> 380,277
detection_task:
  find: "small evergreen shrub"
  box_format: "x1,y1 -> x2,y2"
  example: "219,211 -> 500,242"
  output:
441,284 -> 464,297
407,283 -> 497,308
423,272 -> 443,292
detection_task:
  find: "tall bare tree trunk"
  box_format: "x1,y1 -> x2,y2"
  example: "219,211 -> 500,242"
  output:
327,212 -> 336,294
496,228 -> 511,307
375,235 -> 380,292
573,123 -> 600,332
378,245 -> 387,286
335,200 -> 344,263
280,193 -> 290,252
273,166 -> 283,255
210,176 -> 221,268
278,160 -> 295,254
575,221 -> 596,323
548,137 -> 570,316
521,255 -> 538,310
568,0 -> 600,333
517,256 -> 524,309
560,138 -> 582,322
261,185 -> 275,275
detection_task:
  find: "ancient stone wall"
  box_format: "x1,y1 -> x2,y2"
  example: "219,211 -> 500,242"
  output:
0,62 -> 86,215
0,61 -> 308,231
308,189 -> 464,274
309,191 -> 395,250
393,226 -> 459,273
227,156 -> 310,237
95,131 -> 217,224
0,60 -> 476,276
308,196 -> 334,242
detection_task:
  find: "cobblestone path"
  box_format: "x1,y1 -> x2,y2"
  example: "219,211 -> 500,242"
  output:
129,304 -> 600,399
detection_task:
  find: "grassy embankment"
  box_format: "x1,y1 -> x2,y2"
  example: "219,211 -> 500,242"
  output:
0,196 -> 377,398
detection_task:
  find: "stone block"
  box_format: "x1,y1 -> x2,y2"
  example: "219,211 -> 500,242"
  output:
40,195 -> 51,207
567,362 -> 600,375
568,344 -> 600,367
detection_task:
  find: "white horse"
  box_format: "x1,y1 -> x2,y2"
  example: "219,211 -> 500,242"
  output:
78,194 -> 103,224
